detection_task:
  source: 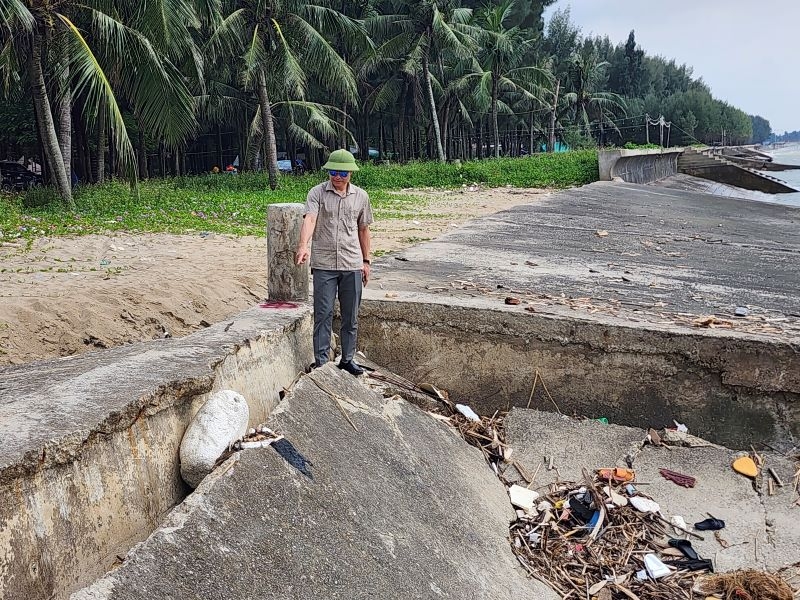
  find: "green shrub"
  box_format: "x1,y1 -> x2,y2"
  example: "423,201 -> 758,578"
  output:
1,152 -> 599,239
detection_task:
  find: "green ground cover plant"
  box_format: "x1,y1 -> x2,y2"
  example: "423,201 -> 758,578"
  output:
0,152 -> 598,241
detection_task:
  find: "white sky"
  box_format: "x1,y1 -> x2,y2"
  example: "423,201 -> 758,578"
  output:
543,1 -> 800,133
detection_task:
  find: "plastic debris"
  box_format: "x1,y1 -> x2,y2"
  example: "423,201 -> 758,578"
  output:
603,485 -> 628,507
673,420 -> 689,433
597,467 -> 635,482
732,455 -> 758,478
629,496 -> 661,514
644,553 -> 672,579
734,306 -> 750,317
455,404 -> 480,422
508,485 -> 539,511
670,515 -> 688,535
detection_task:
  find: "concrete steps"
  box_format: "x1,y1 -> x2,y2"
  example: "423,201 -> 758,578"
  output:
678,147 -> 798,193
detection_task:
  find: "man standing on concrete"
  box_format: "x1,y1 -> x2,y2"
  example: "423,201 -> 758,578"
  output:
295,149 -> 373,375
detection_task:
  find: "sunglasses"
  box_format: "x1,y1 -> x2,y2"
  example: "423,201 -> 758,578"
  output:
328,170 -> 350,178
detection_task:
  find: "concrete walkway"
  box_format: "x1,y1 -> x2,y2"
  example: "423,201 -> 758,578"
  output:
367,181 -> 800,339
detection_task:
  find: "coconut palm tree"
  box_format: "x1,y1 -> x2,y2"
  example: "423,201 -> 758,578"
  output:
367,0 -> 477,162
459,0 -> 550,157
0,0 -> 202,204
562,46 -> 626,142
209,0 -> 362,189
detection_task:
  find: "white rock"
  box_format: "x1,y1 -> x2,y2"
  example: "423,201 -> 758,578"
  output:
508,485 -> 539,511
180,390 -> 250,488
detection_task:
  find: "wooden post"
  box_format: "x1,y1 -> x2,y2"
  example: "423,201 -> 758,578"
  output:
267,203 -> 309,301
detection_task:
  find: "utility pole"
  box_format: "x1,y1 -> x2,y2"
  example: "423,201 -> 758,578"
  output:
645,113 -> 650,144
548,79 -> 560,153
659,115 -> 665,148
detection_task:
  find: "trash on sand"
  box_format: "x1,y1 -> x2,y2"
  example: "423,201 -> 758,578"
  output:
694,517 -> 725,531
455,403 -> 480,422
670,515 -> 688,535
659,468 -> 697,488
508,485 -> 539,511
694,570 -> 794,600
669,538 -> 699,560
603,485 -> 628,507
504,296 -> 521,305
734,306 -> 750,317
446,408 -> 721,600
419,382 -> 447,401
630,496 -> 661,514
597,467 -> 635,482
642,553 -> 672,579
732,455 -> 759,478
692,315 -> 733,328
595,417 -> 609,424
647,427 -> 662,446
673,420 -> 689,433
595,229 -> 609,237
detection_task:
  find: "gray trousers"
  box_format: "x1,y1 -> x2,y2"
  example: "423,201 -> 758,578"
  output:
312,269 -> 363,366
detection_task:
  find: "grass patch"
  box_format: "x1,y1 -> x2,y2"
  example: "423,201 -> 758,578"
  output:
0,152 -> 598,240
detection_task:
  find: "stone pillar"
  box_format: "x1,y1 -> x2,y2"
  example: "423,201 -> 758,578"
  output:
267,203 -> 309,301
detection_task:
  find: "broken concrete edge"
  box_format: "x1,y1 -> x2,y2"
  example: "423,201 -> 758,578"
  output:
70,368 -> 549,600
72,452 -> 242,600
0,376 -> 213,487
0,307 -> 312,485
359,295 -> 800,394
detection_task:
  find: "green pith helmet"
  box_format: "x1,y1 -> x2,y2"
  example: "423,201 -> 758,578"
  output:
322,149 -> 360,172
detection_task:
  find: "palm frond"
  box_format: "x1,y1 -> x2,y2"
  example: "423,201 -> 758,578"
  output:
56,12 -> 138,184
0,0 -> 34,32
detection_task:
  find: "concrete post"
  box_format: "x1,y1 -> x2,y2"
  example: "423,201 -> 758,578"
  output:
267,203 -> 309,301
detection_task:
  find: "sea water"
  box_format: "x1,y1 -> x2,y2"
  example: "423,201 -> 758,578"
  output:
761,146 -> 800,207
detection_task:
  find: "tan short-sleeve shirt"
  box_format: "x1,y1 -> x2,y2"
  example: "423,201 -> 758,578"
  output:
304,181 -> 373,271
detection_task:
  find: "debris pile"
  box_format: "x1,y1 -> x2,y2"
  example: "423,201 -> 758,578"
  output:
507,474 -> 711,599
444,407 -> 798,600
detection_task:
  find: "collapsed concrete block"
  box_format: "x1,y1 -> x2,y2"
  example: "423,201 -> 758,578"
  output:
179,390 -> 249,488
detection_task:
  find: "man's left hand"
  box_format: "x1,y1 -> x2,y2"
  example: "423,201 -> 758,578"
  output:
362,262 -> 370,286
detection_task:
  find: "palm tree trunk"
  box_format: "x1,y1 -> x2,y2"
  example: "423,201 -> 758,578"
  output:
529,112 -> 534,155
28,29 -> 72,205
257,69 -> 279,190
491,75 -> 500,158
58,65 -> 72,183
548,79 -> 560,153
422,53 -> 446,162
95,97 -> 107,183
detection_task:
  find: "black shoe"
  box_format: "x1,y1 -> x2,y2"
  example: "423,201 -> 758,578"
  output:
669,538 -> 699,560
337,360 -> 364,376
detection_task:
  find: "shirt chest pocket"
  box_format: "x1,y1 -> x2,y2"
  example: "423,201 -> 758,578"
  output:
340,207 -> 358,233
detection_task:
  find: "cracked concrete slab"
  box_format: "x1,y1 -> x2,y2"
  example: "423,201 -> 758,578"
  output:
74,366 -> 556,600
505,409 -> 800,573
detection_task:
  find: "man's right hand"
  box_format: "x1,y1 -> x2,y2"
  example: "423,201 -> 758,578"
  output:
295,247 -> 310,265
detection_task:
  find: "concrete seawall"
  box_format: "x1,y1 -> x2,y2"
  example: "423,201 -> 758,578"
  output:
358,298 -> 799,449
599,148 -> 682,183
0,307 -> 313,600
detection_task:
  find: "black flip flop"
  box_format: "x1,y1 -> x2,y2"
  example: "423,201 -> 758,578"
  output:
669,538 -> 699,560
694,518 -> 725,531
